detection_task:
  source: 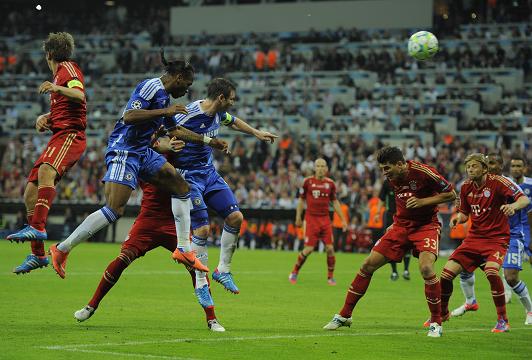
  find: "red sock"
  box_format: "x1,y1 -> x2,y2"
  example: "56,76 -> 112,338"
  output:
292,252 -> 308,273
205,306 -> 216,321
440,268 -> 457,316
339,269 -> 373,318
88,252 -> 133,309
31,185 -> 56,231
484,267 -> 507,321
327,255 -> 336,279
26,211 -> 45,257
424,274 -> 441,324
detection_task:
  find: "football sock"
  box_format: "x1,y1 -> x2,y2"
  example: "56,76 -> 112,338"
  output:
459,271 -> 477,305
27,211 -> 44,257
31,185 -> 56,231
440,268 -> 457,316
172,194 -> 192,252
327,255 -> 336,279
57,206 -> 119,252
88,250 -> 134,309
217,223 -> 240,273
390,262 -> 397,273
424,274 -> 442,324
204,306 -> 216,321
403,253 -> 411,271
512,280 -> 532,312
292,251 -> 308,273
484,267 -> 507,321
339,269 -> 373,318
192,235 -> 208,288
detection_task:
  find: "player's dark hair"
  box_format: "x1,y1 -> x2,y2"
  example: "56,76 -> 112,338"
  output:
376,146 -> 405,165
160,48 -> 194,78
487,152 -> 503,165
207,78 -> 237,101
43,32 -> 74,62
511,154 -> 527,165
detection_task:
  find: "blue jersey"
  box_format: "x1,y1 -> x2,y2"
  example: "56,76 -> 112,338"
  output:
107,78 -> 176,154
504,176 -> 525,240
517,176 -> 532,233
171,100 -> 235,170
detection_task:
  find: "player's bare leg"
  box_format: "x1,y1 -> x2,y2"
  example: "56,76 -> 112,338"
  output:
325,244 -> 336,285
289,245 -> 314,284
504,268 -> 532,324
324,250 -> 387,330
51,182 -> 126,278
418,251 -> 443,337
212,211 -> 243,294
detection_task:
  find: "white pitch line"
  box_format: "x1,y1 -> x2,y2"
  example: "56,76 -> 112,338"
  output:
41,326 -> 532,351
54,348 -> 200,360
1,270 -> 356,277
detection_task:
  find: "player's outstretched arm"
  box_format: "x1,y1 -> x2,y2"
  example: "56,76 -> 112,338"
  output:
38,81 -> 84,103
168,126 -> 230,154
501,195 -> 530,216
405,190 -> 456,209
123,104 -> 187,125
230,117 -> 278,143
152,136 -> 185,154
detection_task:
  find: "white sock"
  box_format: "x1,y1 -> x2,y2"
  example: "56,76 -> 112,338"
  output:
171,194 -> 192,252
191,235 -> 208,289
57,206 -> 118,252
217,223 -> 240,273
459,271 -> 476,305
503,275 -> 513,300
512,280 -> 532,312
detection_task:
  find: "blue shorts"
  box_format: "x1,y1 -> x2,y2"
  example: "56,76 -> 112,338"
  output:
524,228 -> 532,256
502,238 -> 525,271
179,166 -> 239,229
103,148 -> 167,190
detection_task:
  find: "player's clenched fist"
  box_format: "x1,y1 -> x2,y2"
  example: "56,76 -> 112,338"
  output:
38,81 -> 58,94
164,104 -> 188,117
449,217 -> 459,228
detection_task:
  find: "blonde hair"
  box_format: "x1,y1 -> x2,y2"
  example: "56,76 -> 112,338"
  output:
464,153 -> 488,168
43,32 -> 75,62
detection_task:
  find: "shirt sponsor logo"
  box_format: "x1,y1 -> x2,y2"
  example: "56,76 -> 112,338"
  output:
312,190 -> 321,199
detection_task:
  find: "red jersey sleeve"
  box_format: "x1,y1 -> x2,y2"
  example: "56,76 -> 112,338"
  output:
424,166 -> 453,193
496,176 -> 525,201
329,180 -> 337,201
57,62 -> 84,92
458,183 -> 471,215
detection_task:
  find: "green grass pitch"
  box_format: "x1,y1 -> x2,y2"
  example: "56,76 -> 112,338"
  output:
1,241 -> 531,359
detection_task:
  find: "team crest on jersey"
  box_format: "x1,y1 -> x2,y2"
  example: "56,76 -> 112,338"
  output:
483,189 -> 491,198
125,173 -> 133,181
131,100 -> 142,109
312,190 -> 321,199
409,181 -> 417,190
193,198 -> 202,206
324,183 -> 329,189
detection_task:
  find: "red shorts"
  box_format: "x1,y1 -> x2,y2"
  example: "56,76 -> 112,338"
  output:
28,130 -> 86,183
373,222 -> 441,262
304,215 -> 333,247
449,239 -> 508,273
122,214 -> 176,257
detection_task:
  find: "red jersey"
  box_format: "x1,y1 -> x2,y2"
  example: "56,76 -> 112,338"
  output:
50,61 -> 87,133
390,161 -> 453,227
459,174 -> 525,242
139,181 -> 172,218
300,176 -> 337,217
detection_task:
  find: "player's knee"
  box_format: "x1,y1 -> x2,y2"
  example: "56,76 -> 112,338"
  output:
193,226 -> 210,239
175,177 -> 190,195
361,258 -> 377,274
37,164 -> 57,185
106,203 -> 125,217
225,211 -> 243,228
325,245 -> 334,256
419,264 -> 434,278
503,271 -> 518,286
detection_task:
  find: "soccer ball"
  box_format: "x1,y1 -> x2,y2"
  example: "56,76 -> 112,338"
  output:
408,31 -> 438,61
